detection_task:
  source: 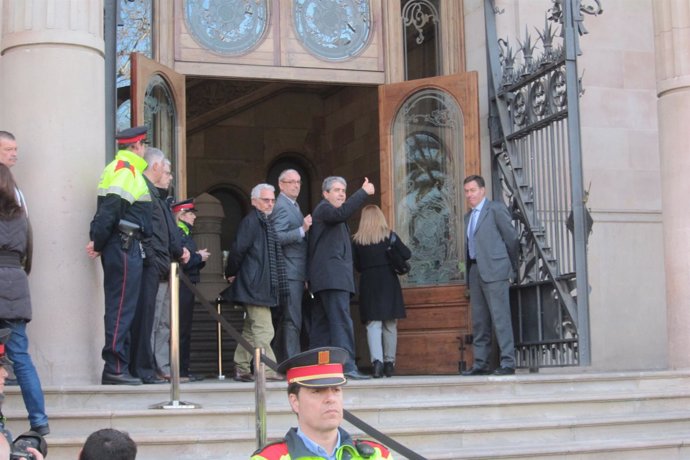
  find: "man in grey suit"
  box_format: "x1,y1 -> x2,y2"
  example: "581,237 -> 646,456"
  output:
308,176 -> 374,380
273,169 -> 312,360
462,175 -> 520,376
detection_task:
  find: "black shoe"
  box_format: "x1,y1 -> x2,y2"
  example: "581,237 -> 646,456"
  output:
372,360 -> 383,378
461,366 -> 490,376
344,369 -> 371,380
101,371 -> 142,385
493,367 -> 515,375
383,362 -> 395,378
141,376 -> 167,384
30,424 -> 50,436
187,373 -> 205,382
233,369 -> 254,382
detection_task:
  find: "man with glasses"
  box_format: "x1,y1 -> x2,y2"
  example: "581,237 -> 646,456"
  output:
273,169 -> 312,360
130,148 -> 189,384
87,125 -> 152,385
224,183 -> 288,382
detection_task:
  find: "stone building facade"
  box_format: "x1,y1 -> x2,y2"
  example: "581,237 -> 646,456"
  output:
0,0 -> 687,384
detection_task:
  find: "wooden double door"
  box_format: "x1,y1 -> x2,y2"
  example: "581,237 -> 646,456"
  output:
132,52 -> 480,375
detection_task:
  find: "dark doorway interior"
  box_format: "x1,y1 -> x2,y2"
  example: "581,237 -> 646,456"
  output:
185,78 -> 381,377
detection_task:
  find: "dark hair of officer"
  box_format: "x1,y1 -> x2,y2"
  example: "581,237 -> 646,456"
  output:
79,428 -> 137,460
0,164 -> 22,219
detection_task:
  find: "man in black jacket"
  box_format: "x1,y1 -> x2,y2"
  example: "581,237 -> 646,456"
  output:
225,183 -> 288,382
130,148 -> 188,383
308,176 -> 374,380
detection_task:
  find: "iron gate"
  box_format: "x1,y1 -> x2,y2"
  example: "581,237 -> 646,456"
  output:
484,0 -> 602,369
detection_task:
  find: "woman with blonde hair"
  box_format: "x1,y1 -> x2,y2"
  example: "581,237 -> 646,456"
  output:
352,205 -> 411,378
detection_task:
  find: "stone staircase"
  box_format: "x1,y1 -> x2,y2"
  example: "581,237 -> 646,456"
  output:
4,370 -> 690,459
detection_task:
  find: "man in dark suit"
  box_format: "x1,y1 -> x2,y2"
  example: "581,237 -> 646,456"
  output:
273,169 -> 312,360
308,176 -> 374,380
462,175 -> 520,376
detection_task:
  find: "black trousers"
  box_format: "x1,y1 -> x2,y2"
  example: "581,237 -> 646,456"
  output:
178,282 -> 195,376
129,262 -> 159,379
101,236 -> 143,375
310,289 -> 358,373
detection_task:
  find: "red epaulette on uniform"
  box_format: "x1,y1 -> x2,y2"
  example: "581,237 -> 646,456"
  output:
356,439 -> 391,457
252,440 -> 289,459
114,160 -> 135,176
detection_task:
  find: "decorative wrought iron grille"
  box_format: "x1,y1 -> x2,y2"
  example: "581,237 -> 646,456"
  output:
484,0 -> 601,369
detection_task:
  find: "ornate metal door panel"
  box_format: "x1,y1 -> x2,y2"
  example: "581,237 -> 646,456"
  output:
379,73 -> 480,374
131,52 -> 187,197
484,0 -> 601,368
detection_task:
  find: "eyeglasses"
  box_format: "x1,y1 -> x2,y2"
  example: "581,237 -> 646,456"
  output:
258,198 -> 276,203
281,180 -> 302,185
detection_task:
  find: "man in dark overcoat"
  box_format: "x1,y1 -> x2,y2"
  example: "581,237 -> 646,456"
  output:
308,176 -> 374,380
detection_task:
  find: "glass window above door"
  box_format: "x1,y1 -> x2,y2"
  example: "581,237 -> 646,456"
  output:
401,0 -> 441,80
293,0 -> 372,61
184,0 -> 270,56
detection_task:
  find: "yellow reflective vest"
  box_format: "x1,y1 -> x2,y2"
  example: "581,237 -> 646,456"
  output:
89,149 -> 152,251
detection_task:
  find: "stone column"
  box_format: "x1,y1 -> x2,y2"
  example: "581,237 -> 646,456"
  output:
193,193 -> 227,301
654,0 -> 690,369
0,1 -> 105,384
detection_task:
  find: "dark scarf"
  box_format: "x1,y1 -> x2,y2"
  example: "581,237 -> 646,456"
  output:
257,209 -> 289,307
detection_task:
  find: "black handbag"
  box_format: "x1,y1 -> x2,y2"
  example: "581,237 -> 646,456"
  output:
386,232 -> 411,275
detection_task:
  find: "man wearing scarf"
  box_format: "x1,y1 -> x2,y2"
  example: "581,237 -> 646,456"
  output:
225,183 -> 289,382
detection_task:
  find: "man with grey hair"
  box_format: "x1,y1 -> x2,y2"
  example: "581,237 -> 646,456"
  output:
273,169 -> 312,360
225,183 -> 289,381
0,131 -> 27,212
0,131 -> 18,169
150,158 -> 188,380
308,176 -> 375,380
130,148 -> 188,383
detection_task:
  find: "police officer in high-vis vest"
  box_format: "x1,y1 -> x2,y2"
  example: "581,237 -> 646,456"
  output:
251,347 -> 393,460
86,126 -> 152,385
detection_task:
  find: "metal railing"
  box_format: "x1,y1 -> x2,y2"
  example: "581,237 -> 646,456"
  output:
159,262 -> 427,460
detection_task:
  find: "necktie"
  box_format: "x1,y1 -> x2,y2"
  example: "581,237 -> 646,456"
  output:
468,209 -> 478,259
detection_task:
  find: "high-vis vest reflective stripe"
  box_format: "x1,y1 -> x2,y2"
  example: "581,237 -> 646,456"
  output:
97,149 -> 151,204
178,220 -> 191,236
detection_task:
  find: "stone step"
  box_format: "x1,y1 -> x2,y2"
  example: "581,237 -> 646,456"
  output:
3,371 -> 690,459
7,410 -> 690,460
425,434 -> 690,459
6,385 -> 690,436
7,370 -> 690,410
